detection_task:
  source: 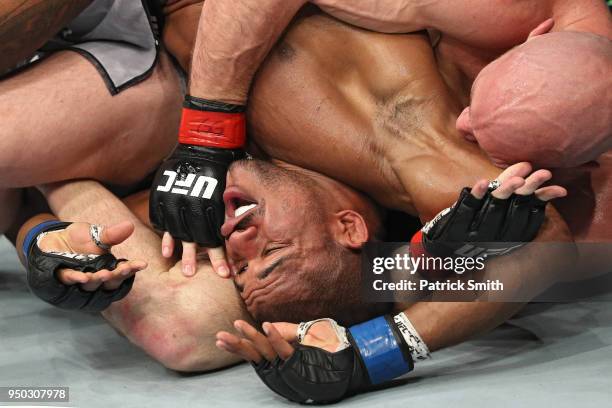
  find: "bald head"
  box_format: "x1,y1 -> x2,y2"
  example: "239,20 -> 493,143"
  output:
459,31 -> 612,168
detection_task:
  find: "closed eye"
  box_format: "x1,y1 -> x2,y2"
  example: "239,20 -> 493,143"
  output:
262,243 -> 289,257
237,264 -> 248,275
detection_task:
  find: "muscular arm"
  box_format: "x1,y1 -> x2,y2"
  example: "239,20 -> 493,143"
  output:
185,0 -> 609,105
399,154 -> 576,352
317,0 -> 612,45
42,181 -> 250,372
188,0 -> 306,103
0,0 -> 93,74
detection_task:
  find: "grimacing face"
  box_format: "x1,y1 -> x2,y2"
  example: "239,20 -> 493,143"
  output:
222,159 -> 357,322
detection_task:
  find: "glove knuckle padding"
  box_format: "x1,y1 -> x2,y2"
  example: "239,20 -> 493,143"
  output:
204,206 -> 223,246
429,188 -> 482,241
253,345 -> 367,404
516,194 -> 547,241
149,145 -> 243,246
471,195 -> 510,241
280,346 -> 358,404
149,199 -> 165,232
422,187 -> 549,259
26,223 -> 134,312
253,359 -> 306,403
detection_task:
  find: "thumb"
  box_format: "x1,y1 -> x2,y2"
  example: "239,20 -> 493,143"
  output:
99,221 -> 135,246
64,221 -> 134,254
271,322 -> 299,343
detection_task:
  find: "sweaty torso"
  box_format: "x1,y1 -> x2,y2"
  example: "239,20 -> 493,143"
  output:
163,7 -> 611,257
247,10 -> 499,217
248,11 -> 612,252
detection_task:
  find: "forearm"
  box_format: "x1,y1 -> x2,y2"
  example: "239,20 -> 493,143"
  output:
42,181 -> 169,272
0,0 -> 93,73
404,209 -> 576,352
41,181 -> 246,371
189,0 -> 306,103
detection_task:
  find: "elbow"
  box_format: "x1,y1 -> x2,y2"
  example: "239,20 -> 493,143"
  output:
131,322 -> 239,373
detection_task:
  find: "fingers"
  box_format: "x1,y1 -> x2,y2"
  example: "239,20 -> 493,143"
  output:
535,185 -> 567,202
81,270 -> 112,291
181,241 -> 197,277
207,247 -> 230,278
496,162 -> 532,183
216,331 -> 263,363
57,260 -> 147,291
102,260 -> 147,290
514,169 -> 552,195
487,167 -> 564,201
233,320 -> 277,361
470,179 -> 490,200
491,176 -> 525,199
161,232 -> 174,258
57,269 -> 90,285
262,322 -> 294,360
216,322 -> 296,363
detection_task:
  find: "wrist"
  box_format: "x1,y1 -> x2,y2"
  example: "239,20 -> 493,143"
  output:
348,315 -> 414,385
178,95 -> 246,149
17,214 -> 60,265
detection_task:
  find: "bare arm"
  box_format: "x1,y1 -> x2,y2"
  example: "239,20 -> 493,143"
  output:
41,181 -> 250,372
0,0 -> 93,73
400,157 -> 576,352
188,0 -> 306,103
315,0 -> 611,46
187,0 -> 609,104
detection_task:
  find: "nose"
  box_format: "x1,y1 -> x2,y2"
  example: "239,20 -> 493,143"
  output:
456,107 -> 477,142
226,225 -> 260,259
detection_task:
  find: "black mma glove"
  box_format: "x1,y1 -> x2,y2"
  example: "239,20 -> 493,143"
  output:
22,221 -> 133,312
253,316 -> 420,404
150,96 -> 246,247
412,185 -> 548,259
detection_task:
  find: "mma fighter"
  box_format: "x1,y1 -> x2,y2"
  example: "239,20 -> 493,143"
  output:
0,0 -> 182,240
15,6 -> 611,398
153,2 -> 609,401
147,0 -> 611,284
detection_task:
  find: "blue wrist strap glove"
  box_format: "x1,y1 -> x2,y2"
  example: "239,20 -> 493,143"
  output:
349,315 -> 414,384
23,220 -> 133,312
252,315 -> 414,404
22,220 -> 63,262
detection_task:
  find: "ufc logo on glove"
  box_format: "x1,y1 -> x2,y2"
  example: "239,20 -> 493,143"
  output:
155,170 -> 218,199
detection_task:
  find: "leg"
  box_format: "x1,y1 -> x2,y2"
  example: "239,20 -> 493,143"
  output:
0,50 -> 182,188
38,180 -> 250,371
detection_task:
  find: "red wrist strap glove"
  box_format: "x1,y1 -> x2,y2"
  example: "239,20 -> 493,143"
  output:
178,107 -> 246,149
178,95 -> 247,149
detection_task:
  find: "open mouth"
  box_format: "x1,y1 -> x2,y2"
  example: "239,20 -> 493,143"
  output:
222,187 -> 260,238
224,187 -> 259,219
235,202 -> 257,217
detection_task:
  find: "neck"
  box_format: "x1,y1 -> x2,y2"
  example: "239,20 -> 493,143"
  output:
376,96 -> 469,214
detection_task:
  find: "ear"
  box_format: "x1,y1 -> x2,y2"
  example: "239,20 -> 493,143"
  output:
527,18 -> 554,42
331,210 -> 369,250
